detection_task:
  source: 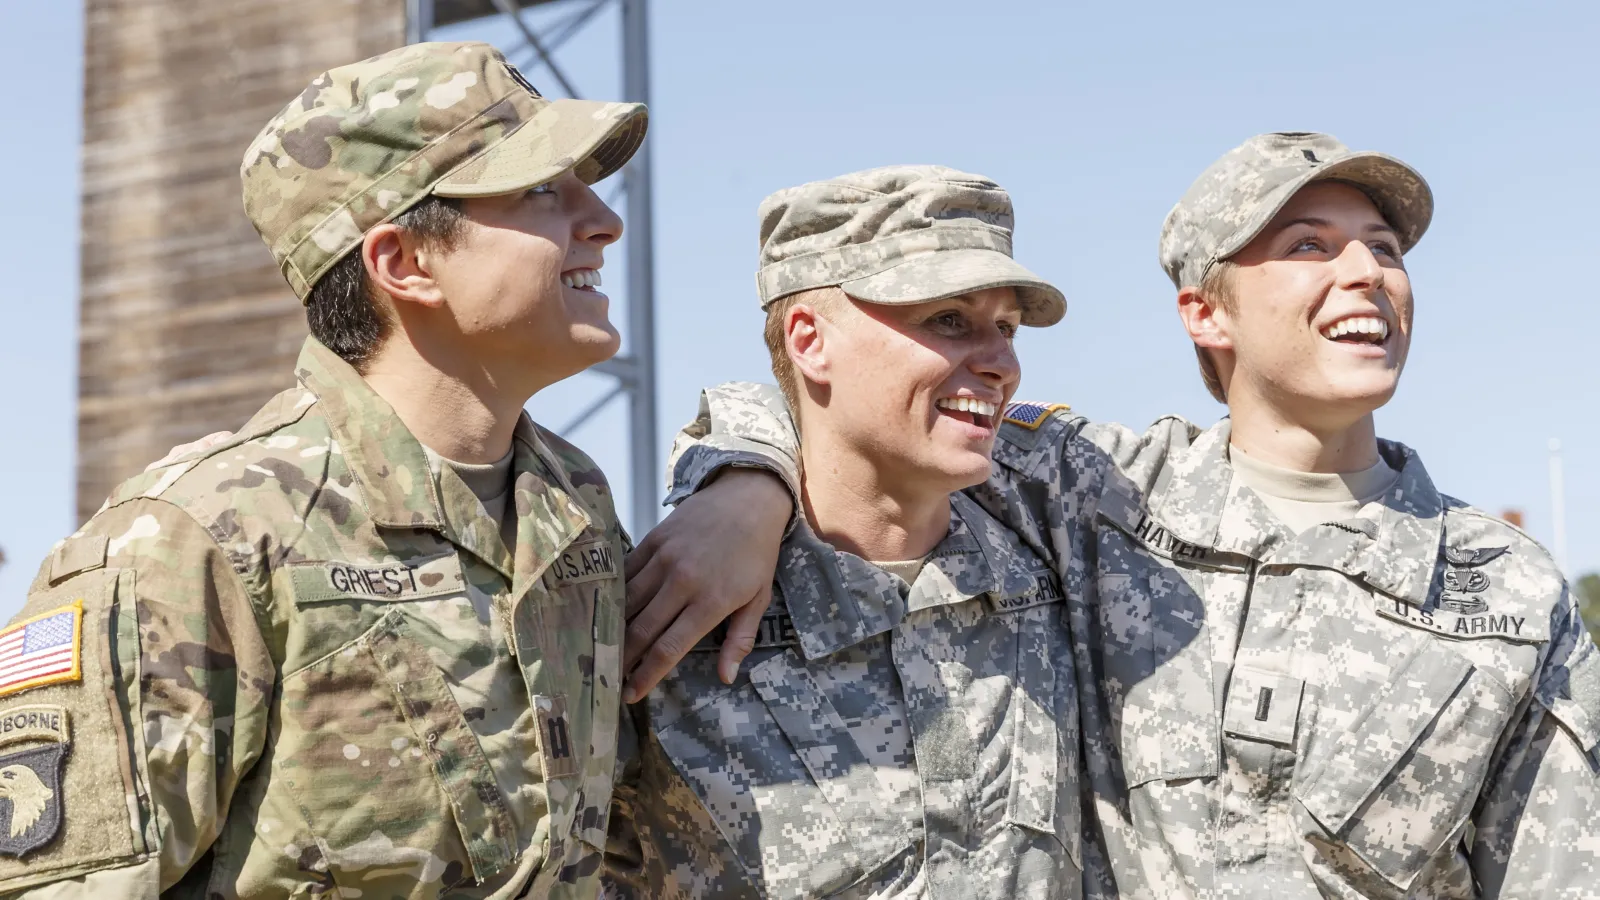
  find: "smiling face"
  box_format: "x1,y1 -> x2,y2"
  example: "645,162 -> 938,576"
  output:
1192,181 -> 1414,432
787,286 -> 1023,498
424,169 -> 624,387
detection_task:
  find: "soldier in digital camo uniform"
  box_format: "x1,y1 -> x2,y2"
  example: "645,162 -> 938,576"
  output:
601,166 -> 1085,898
657,134 -> 1600,898
0,42 -> 649,898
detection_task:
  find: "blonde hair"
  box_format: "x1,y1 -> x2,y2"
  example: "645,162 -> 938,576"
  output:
1194,260 -> 1238,403
762,286 -> 841,416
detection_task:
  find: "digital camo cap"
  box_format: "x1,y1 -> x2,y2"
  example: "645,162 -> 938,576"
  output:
756,165 -> 1066,327
1159,132 -> 1433,289
241,41 -> 648,299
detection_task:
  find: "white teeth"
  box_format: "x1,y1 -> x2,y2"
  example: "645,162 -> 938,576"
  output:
563,269 -> 601,289
936,397 -> 998,417
1320,316 -> 1388,342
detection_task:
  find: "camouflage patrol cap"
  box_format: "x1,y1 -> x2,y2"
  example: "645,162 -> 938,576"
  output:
756,165 -> 1065,326
1159,132 -> 1432,289
241,41 -> 648,300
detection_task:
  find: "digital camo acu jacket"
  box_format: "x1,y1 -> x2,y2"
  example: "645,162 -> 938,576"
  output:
669,382 -> 1600,900
0,338 -> 628,899
603,445 -> 1082,897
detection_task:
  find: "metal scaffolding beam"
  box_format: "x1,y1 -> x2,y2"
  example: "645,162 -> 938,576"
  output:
409,0 -> 660,536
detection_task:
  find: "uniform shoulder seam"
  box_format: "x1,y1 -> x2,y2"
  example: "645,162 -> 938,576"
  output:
1441,497 -> 1563,579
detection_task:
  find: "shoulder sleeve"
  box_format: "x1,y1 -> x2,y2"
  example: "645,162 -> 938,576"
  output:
664,383 -> 802,510
0,499 -> 272,895
1470,586 -> 1600,895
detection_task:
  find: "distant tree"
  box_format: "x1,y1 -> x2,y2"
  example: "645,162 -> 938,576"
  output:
1576,572 -> 1600,647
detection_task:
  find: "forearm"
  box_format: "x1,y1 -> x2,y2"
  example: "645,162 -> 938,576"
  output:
664,382 -> 801,509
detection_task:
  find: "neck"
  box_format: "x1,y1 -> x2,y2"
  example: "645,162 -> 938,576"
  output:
361,338 -> 531,464
1226,390 -> 1380,474
797,427 -> 951,562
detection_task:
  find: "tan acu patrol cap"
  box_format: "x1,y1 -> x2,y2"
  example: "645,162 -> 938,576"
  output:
1159,132 -> 1433,289
241,41 -> 648,300
756,165 -> 1066,326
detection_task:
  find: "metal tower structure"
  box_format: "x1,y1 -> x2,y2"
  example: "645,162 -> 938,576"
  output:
410,0 -> 660,534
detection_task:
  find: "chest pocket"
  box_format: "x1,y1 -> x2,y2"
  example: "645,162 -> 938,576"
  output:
654,645 -> 914,899
1093,518 -> 1223,788
977,573 -> 1081,870
1295,639 -> 1517,891
278,561 -> 517,895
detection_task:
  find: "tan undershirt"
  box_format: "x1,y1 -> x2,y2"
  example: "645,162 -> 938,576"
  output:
425,445 -> 517,546
875,557 -> 930,586
1228,444 -> 1399,535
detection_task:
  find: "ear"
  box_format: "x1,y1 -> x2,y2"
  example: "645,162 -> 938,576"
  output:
1177,285 -> 1233,352
785,303 -> 831,386
363,222 -> 446,310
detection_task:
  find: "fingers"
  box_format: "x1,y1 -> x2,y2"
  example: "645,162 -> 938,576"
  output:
623,527 -> 659,583
622,582 -> 716,703
718,585 -> 773,685
623,544 -> 667,622
623,560 -> 684,676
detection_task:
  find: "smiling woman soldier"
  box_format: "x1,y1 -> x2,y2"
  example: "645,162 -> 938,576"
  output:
601,166 -> 1085,899
0,42 -> 672,899
636,134 -> 1600,898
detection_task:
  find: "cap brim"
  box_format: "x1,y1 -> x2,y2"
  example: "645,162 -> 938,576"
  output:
839,248 -> 1066,327
432,99 -> 648,198
1215,151 -> 1434,262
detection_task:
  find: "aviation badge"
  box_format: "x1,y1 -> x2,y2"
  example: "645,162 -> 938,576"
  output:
0,704 -> 70,857
1439,546 -> 1509,615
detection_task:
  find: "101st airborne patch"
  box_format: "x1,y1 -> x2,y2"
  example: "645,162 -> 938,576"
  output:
0,705 -> 70,857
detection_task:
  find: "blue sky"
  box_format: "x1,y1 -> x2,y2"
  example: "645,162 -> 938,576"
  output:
2,1 -> 1596,615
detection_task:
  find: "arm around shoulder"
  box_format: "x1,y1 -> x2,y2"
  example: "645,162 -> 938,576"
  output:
665,382 -> 802,509
0,499 -> 272,896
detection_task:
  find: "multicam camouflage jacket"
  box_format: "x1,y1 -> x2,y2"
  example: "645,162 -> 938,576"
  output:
669,382 -> 1600,900
603,457 -> 1083,896
0,338 -> 628,899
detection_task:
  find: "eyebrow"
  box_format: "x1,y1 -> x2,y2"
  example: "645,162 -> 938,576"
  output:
1277,216 -> 1399,238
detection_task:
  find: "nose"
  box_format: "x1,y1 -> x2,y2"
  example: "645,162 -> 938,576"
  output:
969,326 -> 1021,390
574,181 -> 624,248
1334,238 -> 1385,295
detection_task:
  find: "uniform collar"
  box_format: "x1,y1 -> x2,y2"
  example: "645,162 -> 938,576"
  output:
295,338 -> 589,583
1135,418 -> 1443,606
776,492 -> 1038,660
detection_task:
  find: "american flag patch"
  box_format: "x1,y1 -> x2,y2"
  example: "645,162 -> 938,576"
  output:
1002,401 -> 1072,430
0,602 -> 83,698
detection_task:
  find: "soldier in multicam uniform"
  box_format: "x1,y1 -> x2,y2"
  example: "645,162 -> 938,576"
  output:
643,133 -> 1600,898
602,166 -> 1085,898
0,42 -> 653,898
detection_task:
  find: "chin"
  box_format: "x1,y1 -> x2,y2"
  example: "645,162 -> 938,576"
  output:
936,453 -> 995,491
571,323 -> 622,359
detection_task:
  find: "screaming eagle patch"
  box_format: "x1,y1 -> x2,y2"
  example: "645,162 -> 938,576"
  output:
0,705 -> 69,857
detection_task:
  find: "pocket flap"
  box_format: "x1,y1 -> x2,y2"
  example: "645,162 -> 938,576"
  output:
365,612 -> 517,883
748,653 -> 915,864
1297,644 -> 1473,833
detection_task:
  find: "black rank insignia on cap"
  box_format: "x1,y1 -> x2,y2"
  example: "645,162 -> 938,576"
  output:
0,704 -> 70,857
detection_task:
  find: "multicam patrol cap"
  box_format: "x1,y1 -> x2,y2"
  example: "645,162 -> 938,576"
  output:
756,165 -> 1066,326
1159,132 -> 1433,289
241,41 -> 648,300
